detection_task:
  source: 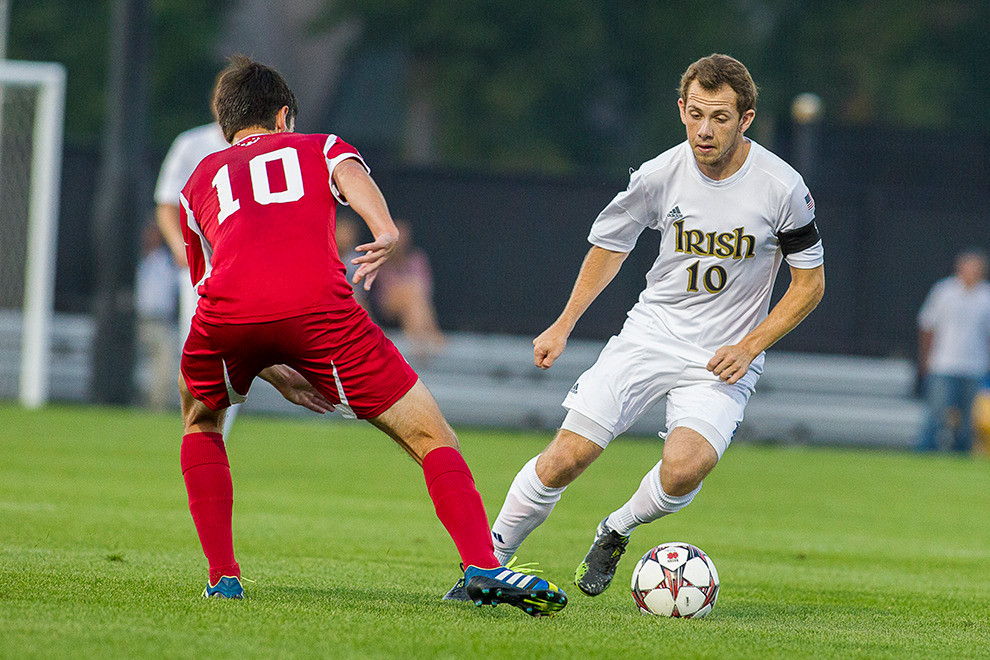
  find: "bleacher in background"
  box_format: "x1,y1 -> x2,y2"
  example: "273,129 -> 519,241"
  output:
0,312 -> 922,449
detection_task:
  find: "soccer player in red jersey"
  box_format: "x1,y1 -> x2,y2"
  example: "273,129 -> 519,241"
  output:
176,56 -> 566,616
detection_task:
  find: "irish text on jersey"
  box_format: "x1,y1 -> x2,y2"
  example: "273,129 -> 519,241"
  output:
672,219 -> 756,260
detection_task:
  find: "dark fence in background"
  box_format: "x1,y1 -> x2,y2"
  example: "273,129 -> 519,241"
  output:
54,123 -> 988,359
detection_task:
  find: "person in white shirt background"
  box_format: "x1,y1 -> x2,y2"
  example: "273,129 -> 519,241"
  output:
135,221 -> 179,410
154,119 -> 237,429
916,248 -> 990,453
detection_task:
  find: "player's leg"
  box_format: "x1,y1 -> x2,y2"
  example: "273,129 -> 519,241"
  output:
178,315 -> 258,599
607,426 -> 714,530
575,427 -> 717,598
491,327 -> 669,567
489,423 -> 604,565
179,375 -> 241,597
369,379 -> 500,570
370,380 -> 567,616
578,365 -> 755,596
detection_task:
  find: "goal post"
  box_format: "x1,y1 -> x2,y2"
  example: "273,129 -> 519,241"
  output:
0,60 -> 66,408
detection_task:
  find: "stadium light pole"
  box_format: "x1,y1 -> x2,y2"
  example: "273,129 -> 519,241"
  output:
90,0 -> 152,404
791,92 -> 824,188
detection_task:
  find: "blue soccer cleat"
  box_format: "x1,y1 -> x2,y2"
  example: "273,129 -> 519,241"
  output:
203,575 -> 244,599
464,562 -> 567,617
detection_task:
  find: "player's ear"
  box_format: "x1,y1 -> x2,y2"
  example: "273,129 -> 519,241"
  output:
275,106 -> 290,132
739,108 -> 755,134
678,97 -> 687,126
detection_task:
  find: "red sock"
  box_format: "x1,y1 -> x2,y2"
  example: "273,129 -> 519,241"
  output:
180,432 -> 240,584
422,446 -> 499,569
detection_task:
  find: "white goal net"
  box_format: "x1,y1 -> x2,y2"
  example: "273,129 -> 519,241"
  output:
0,60 -> 66,407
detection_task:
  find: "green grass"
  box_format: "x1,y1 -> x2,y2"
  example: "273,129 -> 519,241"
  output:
1,404 -> 988,659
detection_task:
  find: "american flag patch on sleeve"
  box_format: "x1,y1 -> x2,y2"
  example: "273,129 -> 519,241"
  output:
805,193 -> 815,210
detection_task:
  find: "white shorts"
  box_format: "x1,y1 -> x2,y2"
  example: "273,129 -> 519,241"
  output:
561,307 -> 759,459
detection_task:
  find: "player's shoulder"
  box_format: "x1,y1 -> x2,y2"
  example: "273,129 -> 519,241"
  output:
746,140 -> 804,191
274,132 -> 356,154
631,142 -> 691,183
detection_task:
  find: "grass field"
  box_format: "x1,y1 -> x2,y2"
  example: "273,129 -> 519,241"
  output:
1,404 -> 988,658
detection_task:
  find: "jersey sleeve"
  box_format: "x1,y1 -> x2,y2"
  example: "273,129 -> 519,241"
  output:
154,137 -> 191,205
179,191 -> 209,288
588,167 -> 656,252
324,135 -> 370,205
777,180 -> 823,269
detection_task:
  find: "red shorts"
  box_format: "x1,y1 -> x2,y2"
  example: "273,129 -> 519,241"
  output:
181,305 -> 418,418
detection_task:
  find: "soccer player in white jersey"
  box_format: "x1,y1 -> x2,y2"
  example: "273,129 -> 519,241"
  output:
154,119 -> 240,431
156,121 -> 229,322
448,54 -> 825,600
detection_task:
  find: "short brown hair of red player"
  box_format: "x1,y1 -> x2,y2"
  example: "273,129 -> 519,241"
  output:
213,55 -> 299,143
679,54 -> 758,117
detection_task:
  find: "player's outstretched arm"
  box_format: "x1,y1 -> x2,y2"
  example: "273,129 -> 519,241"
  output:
708,264 -> 825,384
534,246 -> 629,369
156,203 -> 189,268
333,160 -> 399,290
259,365 -> 333,414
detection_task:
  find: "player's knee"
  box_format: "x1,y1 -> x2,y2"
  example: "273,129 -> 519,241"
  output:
536,430 -> 601,487
659,458 -> 705,497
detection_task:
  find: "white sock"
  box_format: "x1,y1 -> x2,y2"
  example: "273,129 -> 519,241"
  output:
605,460 -> 701,536
490,455 -> 566,565
222,403 -> 241,440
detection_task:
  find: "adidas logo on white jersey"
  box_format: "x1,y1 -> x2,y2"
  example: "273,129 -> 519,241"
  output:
666,206 -> 683,220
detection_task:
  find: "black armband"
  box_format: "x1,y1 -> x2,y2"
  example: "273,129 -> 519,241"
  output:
777,221 -> 820,256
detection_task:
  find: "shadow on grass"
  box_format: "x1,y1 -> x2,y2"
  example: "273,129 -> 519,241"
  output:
259,583 -> 440,610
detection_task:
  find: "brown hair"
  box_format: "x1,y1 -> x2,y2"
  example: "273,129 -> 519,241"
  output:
213,55 -> 298,142
679,54 -> 758,116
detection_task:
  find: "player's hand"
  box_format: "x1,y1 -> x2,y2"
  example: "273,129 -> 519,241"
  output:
263,365 -> 333,414
351,232 -> 399,291
534,324 -> 569,370
706,344 -> 756,385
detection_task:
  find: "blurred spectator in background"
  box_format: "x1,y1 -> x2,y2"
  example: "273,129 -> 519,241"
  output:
974,376 -> 990,457
136,222 -> 179,410
335,213 -> 372,313
371,219 -> 445,362
916,249 -> 990,452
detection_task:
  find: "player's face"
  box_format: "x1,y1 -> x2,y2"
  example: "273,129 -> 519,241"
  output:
678,81 -> 755,178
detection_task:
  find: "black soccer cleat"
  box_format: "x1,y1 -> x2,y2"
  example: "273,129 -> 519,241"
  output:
442,576 -> 470,602
574,518 -> 629,596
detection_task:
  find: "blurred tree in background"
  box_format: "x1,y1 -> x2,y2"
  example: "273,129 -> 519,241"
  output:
8,0 -> 230,150
330,0 -> 988,172
7,0 -> 988,166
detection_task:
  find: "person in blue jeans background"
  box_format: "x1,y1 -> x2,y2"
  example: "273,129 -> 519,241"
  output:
916,249 -> 990,452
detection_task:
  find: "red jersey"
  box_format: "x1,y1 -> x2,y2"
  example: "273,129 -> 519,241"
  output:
179,132 -> 367,323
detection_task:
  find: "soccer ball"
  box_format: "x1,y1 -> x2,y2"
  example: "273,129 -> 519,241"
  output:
630,542 -> 719,618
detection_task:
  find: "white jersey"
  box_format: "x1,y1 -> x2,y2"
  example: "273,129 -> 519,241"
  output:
917,277 -> 990,377
154,123 -> 229,205
155,123 -> 230,324
589,139 -> 824,371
